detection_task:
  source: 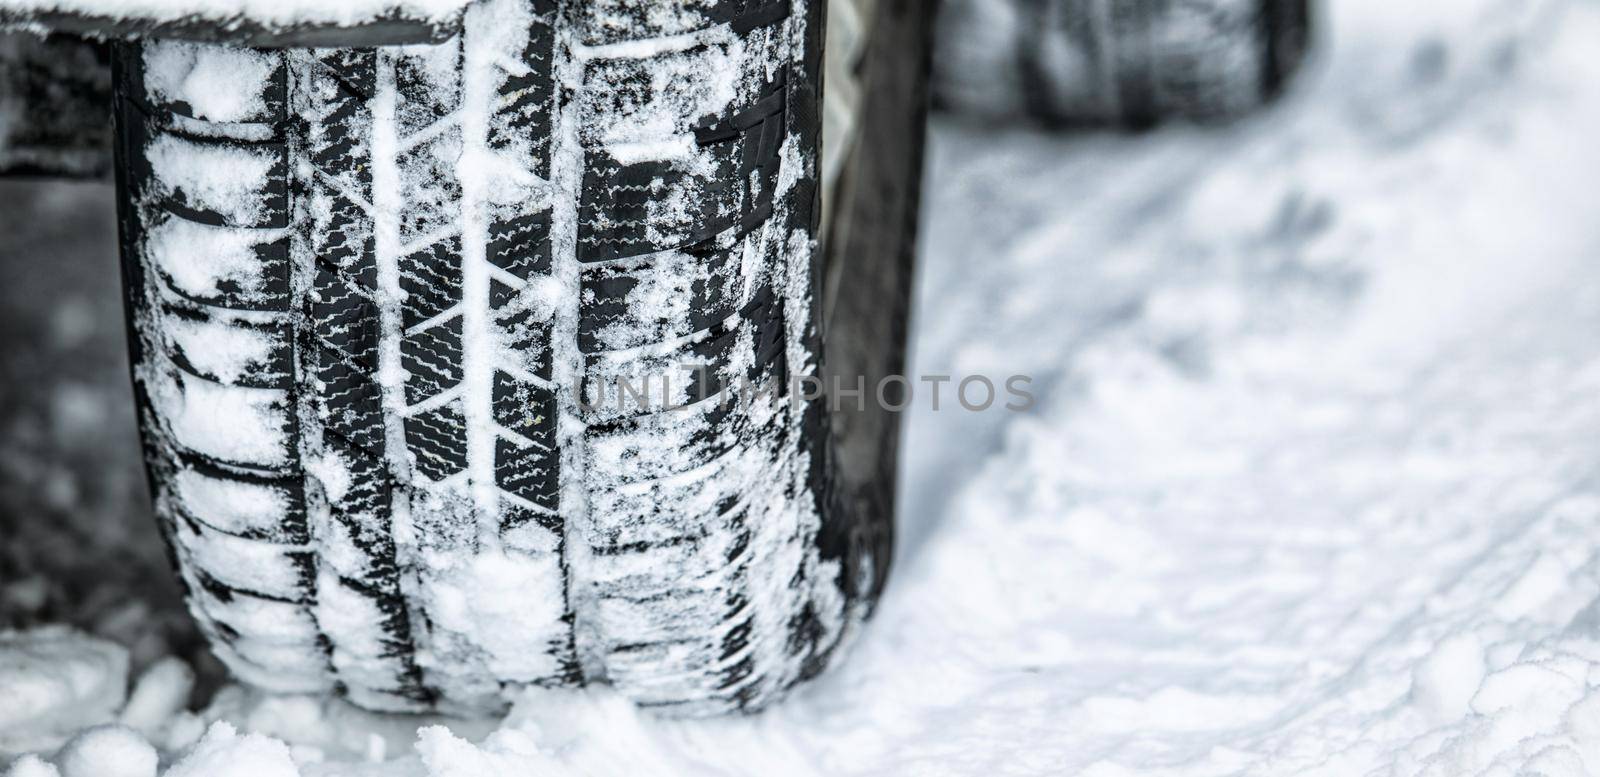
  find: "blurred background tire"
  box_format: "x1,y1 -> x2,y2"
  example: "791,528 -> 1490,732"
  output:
934,0 -> 1313,126
0,32 -> 109,177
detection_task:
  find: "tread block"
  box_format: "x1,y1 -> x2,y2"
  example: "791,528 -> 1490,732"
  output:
176,518 -> 314,604
325,446 -> 390,522
502,500 -> 564,541
742,284 -> 787,387
495,436 -> 559,511
317,353 -> 387,454
148,134 -> 289,229
155,369 -> 294,470
160,306 -> 293,390
191,581 -> 321,646
574,0 -> 722,45
306,55 -> 374,206
577,155 -> 739,264
497,306 -> 554,379
711,0 -> 791,34
582,449 -> 750,546
319,487 -> 395,579
488,208 -> 552,280
394,41 -> 463,137
492,370 -> 557,444
313,276 -> 381,362
139,42 -> 288,123
695,69 -> 787,237
309,95 -> 369,176
205,641 -> 329,694
318,50 -> 377,102
399,236 -> 464,329
577,41 -> 753,262
406,402 -> 469,482
489,17 -> 556,164
579,45 -> 718,141
402,314 -> 465,406
580,314 -> 746,424
396,141 -> 464,242
587,401 -> 784,488
219,637 -> 330,680
578,245 -> 743,353
314,194 -> 376,275
490,278 -> 522,309
172,464 -> 307,543
147,218 -> 291,311
318,574 -> 426,662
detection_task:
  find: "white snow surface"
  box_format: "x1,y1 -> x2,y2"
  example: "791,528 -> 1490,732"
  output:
9,0 -> 1600,772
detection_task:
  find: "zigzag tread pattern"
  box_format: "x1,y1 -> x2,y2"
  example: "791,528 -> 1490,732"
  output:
302,48 -> 435,708
486,0 -> 562,532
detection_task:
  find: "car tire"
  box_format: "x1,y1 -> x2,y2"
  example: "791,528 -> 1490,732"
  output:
111,0 -> 929,715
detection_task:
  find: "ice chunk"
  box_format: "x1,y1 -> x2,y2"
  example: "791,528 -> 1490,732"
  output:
162,722 -> 298,777
2,756 -> 60,777
0,629 -> 128,754
54,725 -> 157,777
119,659 -> 195,739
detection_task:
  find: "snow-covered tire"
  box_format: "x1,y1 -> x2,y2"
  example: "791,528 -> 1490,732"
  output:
110,0 -> 927,715
934,0 -> 1313,125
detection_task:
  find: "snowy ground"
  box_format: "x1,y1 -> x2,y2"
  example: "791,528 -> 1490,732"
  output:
7,0 -> 1600,773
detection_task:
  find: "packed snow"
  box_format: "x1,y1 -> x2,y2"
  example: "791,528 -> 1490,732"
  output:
144,134 -> 277,226
143,42 -> 277,122
0,630 -> 127,755
7,0 -> 1600,772
0,0 -> 469,34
